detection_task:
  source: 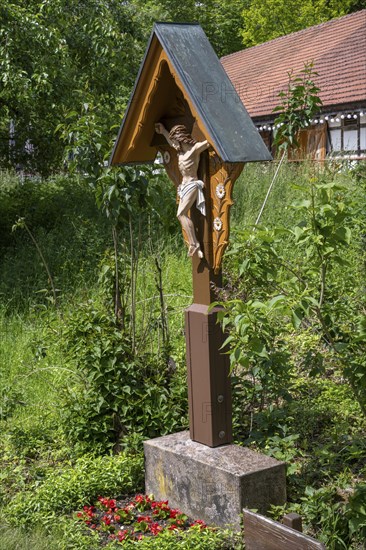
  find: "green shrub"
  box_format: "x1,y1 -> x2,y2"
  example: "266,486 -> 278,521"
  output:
106,528 -> 242,549
222,169 -> 366,426
0,384 -> 25,420
58,302 -> 187,454
47,520 -> 242,550
4,452 -> 143,527
346,484 -> 366,543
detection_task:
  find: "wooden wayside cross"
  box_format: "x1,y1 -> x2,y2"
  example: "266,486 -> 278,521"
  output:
110,23 -> 271,447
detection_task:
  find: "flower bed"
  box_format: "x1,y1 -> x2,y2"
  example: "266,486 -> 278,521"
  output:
76,494 -> 207,545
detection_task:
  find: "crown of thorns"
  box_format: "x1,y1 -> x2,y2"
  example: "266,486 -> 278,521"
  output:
168,125 -> 196,145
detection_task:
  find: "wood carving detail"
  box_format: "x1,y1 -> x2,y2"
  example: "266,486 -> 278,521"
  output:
160,146 -> 244,272
209,153 -> 244,274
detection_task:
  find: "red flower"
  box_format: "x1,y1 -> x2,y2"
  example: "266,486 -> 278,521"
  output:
137,515 -> 151,523
150,522 -> 163,535
124,503 -> 135,511
117,529 -> 128,542
101,515 -> 111,525
151,500 -> 168,509
80,494 -> 208,541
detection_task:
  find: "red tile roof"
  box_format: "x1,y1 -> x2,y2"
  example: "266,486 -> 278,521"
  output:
221,10 -> 366,119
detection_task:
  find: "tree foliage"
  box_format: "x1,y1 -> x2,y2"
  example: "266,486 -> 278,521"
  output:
130,0 -> 247,57
241,0 -> 360,47
0,0 -> 252,175
0,0 -> 144,175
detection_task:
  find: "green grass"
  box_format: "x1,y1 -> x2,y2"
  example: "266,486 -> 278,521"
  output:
0,525 -> 60,550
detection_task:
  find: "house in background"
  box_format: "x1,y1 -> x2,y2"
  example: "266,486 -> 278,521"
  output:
221,9 -> 366,160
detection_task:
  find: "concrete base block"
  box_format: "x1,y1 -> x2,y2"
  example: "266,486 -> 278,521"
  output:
144,431 -> 286,530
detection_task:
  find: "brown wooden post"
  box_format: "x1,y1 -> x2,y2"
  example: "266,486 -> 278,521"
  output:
183,151 -> 238,447
185,303 -> 232,446
283,512 -> 303,532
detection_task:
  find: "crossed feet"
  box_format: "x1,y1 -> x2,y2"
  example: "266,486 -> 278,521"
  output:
188,244 -> 204,258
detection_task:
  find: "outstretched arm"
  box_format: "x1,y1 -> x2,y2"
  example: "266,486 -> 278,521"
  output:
195,140 -> 210,154
155,122 -> 175,148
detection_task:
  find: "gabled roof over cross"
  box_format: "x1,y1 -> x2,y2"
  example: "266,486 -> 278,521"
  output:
110,23 -> 271,165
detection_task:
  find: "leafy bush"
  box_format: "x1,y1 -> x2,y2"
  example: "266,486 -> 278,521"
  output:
346,484 -> 366,543
221,170 -> 366,428
220,165 -> 366,548
58,302 -> 187,454
4,452 -> 144,527
0,384 -> 25,420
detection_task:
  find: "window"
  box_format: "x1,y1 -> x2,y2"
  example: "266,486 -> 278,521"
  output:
343,129 -> 358,151
327,112 -> 366,155
360,127 -> 366,150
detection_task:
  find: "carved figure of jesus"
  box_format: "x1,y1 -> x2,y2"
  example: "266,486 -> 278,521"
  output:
155,123 -> 209,258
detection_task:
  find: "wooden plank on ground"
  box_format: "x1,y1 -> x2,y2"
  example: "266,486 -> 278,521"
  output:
243,509 -> 326,550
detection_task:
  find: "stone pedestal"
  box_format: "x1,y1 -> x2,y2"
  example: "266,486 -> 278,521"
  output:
144,431 -> 286,530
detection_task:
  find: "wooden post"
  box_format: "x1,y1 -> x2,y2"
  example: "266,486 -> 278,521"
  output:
283,512 -> 303,532
185,304 -> 232,446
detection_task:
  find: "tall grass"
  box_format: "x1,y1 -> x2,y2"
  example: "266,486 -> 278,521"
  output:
0,169 -> 192,461
232,160 -> 329,228
0,172 -> 109,311
0,526 -> 59,550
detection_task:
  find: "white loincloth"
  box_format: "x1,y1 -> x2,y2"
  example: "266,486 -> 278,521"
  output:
177,180 -> 206,217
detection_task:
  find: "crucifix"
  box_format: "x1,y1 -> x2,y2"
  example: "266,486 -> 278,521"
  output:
155,122 -> 207,259
110,22 -> 271,448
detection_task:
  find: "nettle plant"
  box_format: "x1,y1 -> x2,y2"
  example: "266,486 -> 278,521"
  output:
273,61 -> 323,152
59,302 -> 187,454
